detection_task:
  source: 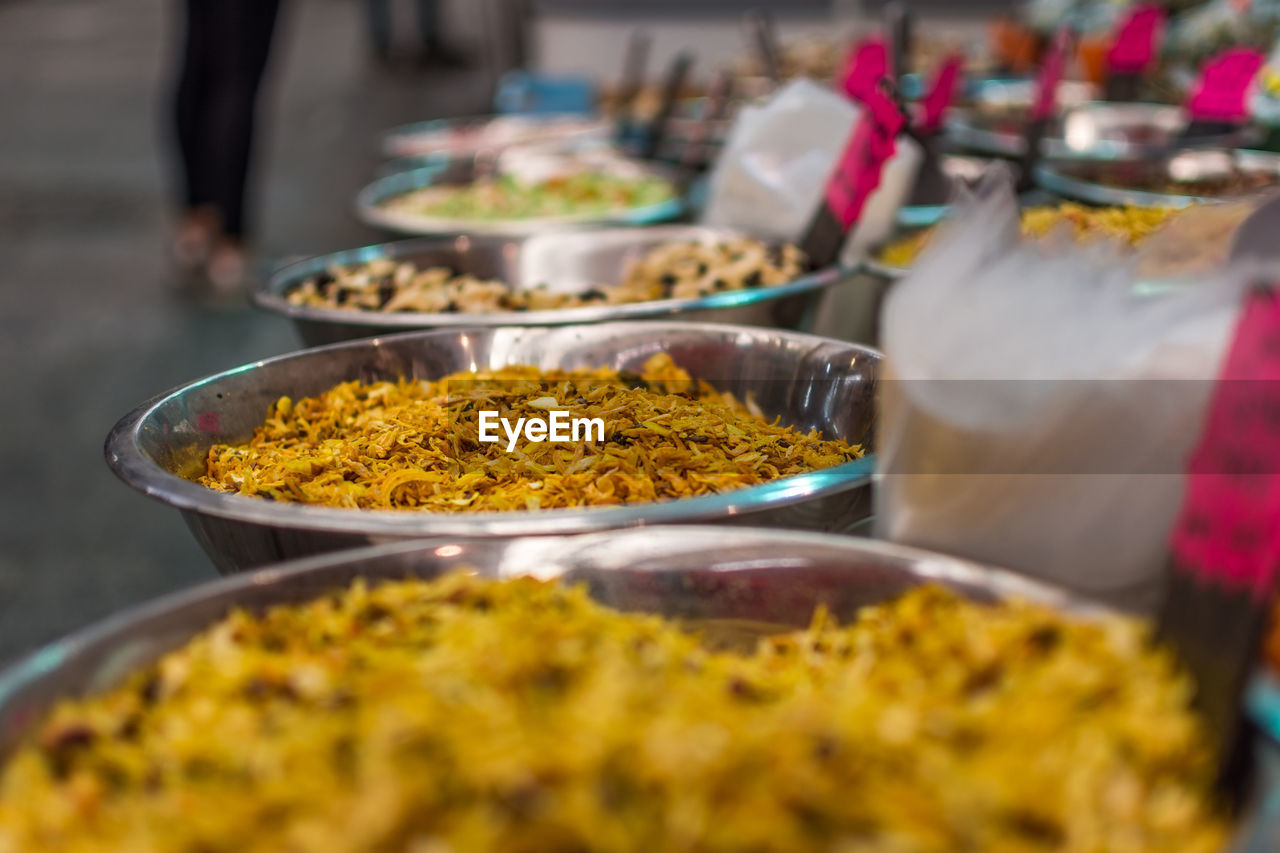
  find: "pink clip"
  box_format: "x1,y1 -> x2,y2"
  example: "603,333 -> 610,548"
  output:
1106,5 -> 1165,74
1170,288 -> 1280,598
1187,48 -> 1266,122
824,85 -> 906,228
841,38 -> 888,102
920,55 -> 963,133
1032,28 -> 1073,121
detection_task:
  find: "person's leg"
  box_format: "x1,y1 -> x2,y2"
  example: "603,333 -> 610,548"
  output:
201,0 -> 281,242
415,0 -> 466,67
416,0 -> 441,53
171,0 -> 219,267
197,0 -> 281,286
367,0 -> 393,61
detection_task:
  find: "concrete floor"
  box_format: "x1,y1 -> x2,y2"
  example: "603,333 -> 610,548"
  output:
0,0 -> 491,663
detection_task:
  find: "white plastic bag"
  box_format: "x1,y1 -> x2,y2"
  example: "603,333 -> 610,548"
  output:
699,78 -> 919,255
874,173 -> 1259,611
701,78 -> 855,242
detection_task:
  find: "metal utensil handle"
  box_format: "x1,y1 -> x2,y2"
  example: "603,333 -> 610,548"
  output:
1018,27 -> 1074,192
639,52 -> 695,162
1103,3 -> 1164,100
1157,283 -> 1280,799
681,69 -> 734,171
918,54 -> 963,135
886,1 -> 913,85
612,30 -> 652,141
801,78 -> 906,267
745,10 -> 781,84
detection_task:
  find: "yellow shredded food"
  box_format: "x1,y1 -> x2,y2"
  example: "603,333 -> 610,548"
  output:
0,575 -> 1225,852
198,354 -> 861,511
878,203 -> 1182,268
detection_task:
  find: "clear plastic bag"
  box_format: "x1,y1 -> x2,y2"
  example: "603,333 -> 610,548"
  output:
874,172 -> 1263,611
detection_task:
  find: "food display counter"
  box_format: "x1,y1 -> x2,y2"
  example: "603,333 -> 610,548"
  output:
6,1 -> 1280,849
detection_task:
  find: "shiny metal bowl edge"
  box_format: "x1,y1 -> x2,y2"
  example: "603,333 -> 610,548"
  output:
251,227 -> 851,347
0,528 -> 1094,757
355,163 -> 685,237
0,527 -> 1275,848
105,323 -> 880,573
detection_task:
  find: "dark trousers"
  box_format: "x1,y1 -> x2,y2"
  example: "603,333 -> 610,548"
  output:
367,0 -> 441,55
173,0 -> 281,239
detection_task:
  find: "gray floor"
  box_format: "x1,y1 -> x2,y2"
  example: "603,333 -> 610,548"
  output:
0,0 -> 491,664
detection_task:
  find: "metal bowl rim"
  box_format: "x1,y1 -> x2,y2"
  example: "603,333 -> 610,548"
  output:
856,255 -> 908,281
104,323 -> 879,538
1248,670 -> 1280,747
0,526 -> 1108,718
251,229 -> 851,329
1034,148 -> 1280,208
3,526 -> 1275,841
380,113 -> 610,158
947,101 -> 1257,161
354,165 -> 685,236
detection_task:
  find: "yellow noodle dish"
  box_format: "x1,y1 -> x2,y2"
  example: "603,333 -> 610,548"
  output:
0,574 -> 1226,852
878,203 -> 1182,268
198,354 -> 862,512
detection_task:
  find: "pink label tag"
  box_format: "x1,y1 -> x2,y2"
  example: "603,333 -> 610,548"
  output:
920,55 -> 963,133
1170,287 -> 1280,598
841,38 -> 888,102
1106,5 -> 1165,74
824,85 -> 905,228
1032,28 -> 1073,121
1187,47 -> 1265,122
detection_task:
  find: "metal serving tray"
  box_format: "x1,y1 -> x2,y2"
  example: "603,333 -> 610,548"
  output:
948,101 -> 1256,160
355,154 -> 685,237
0,527 -> 1275,849
1036,148 -> 1280,208
380,113 -> 610,160
105,323 -> 879,573
253,226 -> 849,347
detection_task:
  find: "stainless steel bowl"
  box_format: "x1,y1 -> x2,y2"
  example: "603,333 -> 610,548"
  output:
0,527 -> 1274,847
0,528 -> 1092,760
380,113 -> 610,159
948,101 -> 1257,160
355,156 -> 684,237
971,77 -> 1100,112
1036,148 -> 1280,208
811,263 -> 905,347
105,323 -> 879,573
252,226 -> 850,347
